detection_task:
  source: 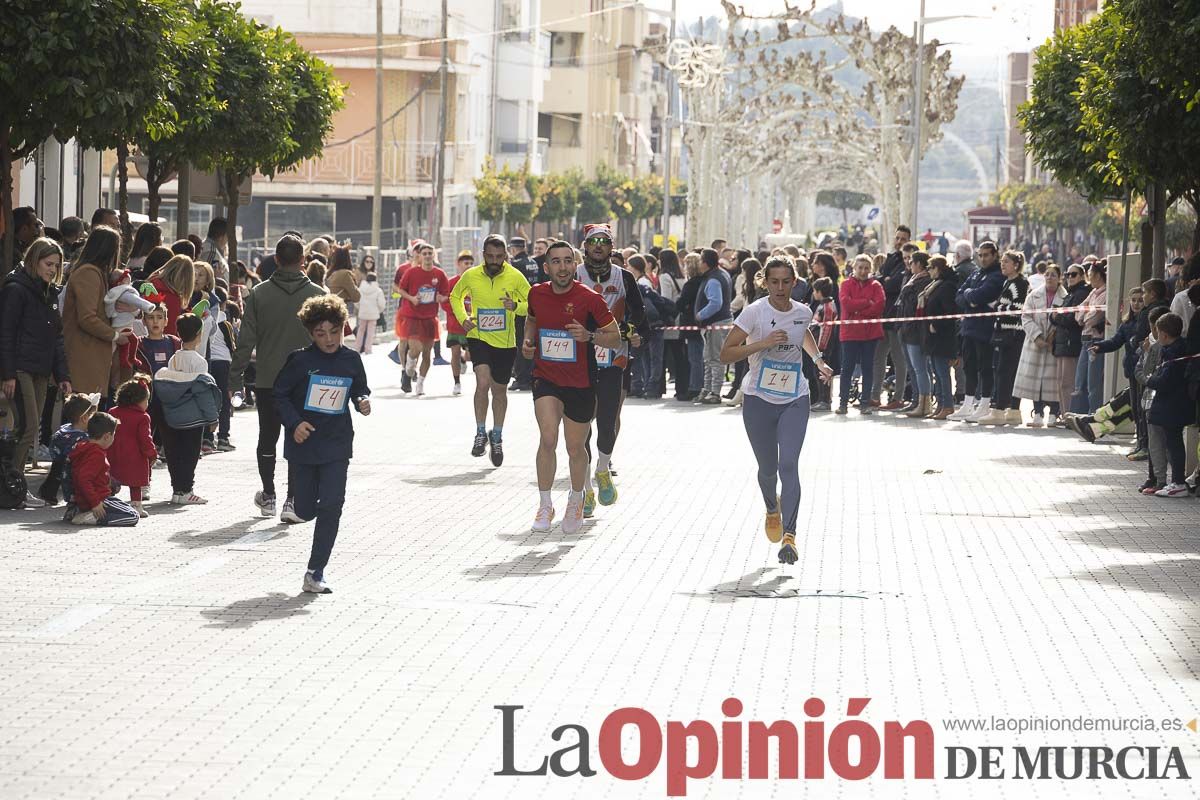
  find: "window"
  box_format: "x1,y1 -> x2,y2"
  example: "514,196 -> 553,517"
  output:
144,200 -> 213,238
265,201 -> 336,243
549,32 -> 582,67
500,0 -> 529,42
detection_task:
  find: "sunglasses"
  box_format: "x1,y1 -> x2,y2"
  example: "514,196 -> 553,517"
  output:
1067,272 -> 1083,278
584,237 -> 611,246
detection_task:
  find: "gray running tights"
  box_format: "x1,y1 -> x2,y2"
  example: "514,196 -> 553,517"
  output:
741,393 -> 811,534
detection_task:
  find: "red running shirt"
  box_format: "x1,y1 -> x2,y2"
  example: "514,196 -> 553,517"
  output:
527,281 -> 615,388
442,275 -> 469,335
399,266 -> 449,319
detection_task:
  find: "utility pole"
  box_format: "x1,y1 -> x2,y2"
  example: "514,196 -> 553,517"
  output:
431,0 -> 449,248
911,3 -> 925,232
661,0 -> 677,248
372,0 -> 384,250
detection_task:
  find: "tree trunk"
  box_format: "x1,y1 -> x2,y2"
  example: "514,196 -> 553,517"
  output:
1,129 -> 13,276
147,179 -> 162,222
116,141 -> 132,261
224,171 -> 240,266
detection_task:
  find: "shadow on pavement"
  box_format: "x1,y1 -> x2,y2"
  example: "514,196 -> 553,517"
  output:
200,592 -> 319,629
169,519 -> 287,549
463,545 -> 574,582
405,468 -> 494,487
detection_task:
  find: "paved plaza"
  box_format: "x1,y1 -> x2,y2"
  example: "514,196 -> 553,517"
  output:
2,350 -> 1199,799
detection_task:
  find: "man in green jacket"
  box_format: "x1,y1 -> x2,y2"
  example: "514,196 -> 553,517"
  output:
230,233 -> 327,522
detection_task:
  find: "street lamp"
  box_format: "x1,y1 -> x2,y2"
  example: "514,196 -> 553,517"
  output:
911,1 -> 981,232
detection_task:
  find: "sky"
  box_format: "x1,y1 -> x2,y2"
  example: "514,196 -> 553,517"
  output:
645,0 -> 1055,73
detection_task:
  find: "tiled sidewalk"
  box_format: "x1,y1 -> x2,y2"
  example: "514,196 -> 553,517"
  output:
1,353 -> 1198,799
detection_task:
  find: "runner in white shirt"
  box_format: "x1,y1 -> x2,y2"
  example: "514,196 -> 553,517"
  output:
720,255 -> 832,565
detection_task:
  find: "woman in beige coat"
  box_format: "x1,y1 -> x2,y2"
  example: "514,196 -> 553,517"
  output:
62,226 -> 129,395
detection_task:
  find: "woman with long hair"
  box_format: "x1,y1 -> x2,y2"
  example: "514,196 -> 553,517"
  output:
1049,264 -> 1091,425
62,225 -> 126,395
1074,261 -> 1108,413
976,251 -> 1031,426
919,257 -> 961,419
325,243 -> 361,305
657,249 -> 688,398
0,238 -> 72,497
149,255 -> 197,336
897,251 -> 934,417
676,252 -> 705,401
719,256 -> 833,565
128,222 -> 163,277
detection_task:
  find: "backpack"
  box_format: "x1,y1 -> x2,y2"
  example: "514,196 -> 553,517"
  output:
640,284 -> 677,328
0,430 -> 28,509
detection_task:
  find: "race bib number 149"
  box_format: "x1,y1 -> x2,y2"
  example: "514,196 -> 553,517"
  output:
539,329 -> 576,362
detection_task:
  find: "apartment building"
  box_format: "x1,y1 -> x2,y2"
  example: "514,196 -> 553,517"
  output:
539,0 -> 660,177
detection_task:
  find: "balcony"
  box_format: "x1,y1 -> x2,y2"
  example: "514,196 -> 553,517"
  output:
267,140 -> 477,193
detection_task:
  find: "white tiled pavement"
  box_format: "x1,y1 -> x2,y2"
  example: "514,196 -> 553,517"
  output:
1,351 -> 1199,799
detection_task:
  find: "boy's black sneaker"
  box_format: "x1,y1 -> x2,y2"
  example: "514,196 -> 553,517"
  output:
488,431 -> 504,467
471,431 -> 488,457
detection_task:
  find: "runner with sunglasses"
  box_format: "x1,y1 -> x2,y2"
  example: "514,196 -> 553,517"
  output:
573,223 -> 647,517
523,240 -> 622,533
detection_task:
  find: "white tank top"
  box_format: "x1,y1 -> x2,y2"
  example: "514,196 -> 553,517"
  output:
576,264 -> 629,368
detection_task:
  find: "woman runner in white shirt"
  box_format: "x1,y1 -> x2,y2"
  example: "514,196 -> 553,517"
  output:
720,256 -> 833,565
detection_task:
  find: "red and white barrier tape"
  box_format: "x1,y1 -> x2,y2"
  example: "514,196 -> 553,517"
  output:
665,305 -> 1108,331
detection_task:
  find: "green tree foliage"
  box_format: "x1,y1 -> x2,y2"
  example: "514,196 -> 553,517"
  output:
473,157 -> 540,226
816,190 -> 875,227
0,0 -> 183,269
536,169 -> 582,225
195,3 -> 344,260
576,182 -> 613,225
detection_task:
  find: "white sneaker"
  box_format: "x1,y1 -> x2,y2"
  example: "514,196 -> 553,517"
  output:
141,486 -> 151,501
452,382 -> 462,396
977,407 -> 1010,426
531,504 -> 555,532
562,494 -> 584,534
1154,483 -> 1190,498
415,376 -> 425,396
280,497 -> 302,524
302,571 -> 332,594
70,511 -> 97,525
133,501 -> 149,519
947,396 -> 975,420
1005,408 -> 1024,426
171,492 -> 208,505
254,491 -> 276,517
1029,412 -> 1045,428
966,400 -> 994,423
23,490 -> 46,509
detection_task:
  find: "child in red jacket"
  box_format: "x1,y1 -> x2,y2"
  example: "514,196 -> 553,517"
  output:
66,413 -> 140,527
108,377 -> 157,518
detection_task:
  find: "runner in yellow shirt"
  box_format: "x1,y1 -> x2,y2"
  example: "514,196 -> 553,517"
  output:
449,234 -> 531,465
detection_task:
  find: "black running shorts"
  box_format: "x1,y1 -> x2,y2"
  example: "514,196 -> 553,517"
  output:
467,339 -> 516,385
532,377 -> 597,424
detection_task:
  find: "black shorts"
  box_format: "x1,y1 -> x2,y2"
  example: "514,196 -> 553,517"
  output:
532,377 -> 597,424
467,339 -> 516,385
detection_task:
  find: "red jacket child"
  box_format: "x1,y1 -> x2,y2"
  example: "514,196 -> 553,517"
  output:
108,403 -> 157,488
69,441 -> 115,512
838,276 -> 886,342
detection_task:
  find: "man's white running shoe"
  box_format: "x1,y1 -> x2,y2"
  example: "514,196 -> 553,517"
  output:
452,382 -> 462,396
415,376 -> 425,396
562,495 -> 584,534
280,497 -> 302,524
254,491 -> 276,517
1154,483 -> 1190,498
531,504 -> 555,532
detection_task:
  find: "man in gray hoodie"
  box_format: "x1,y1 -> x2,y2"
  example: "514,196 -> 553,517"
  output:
230,233 -> 327,521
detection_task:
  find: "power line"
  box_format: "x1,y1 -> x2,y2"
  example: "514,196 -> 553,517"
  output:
311,3 -> 638,56
324,74 -> 438,147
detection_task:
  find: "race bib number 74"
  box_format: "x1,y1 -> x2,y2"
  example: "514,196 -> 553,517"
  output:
304,374 -> 352,415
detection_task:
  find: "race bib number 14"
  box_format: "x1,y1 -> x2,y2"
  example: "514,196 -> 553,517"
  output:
757,359 -> 802,399
304,374 -> 352,415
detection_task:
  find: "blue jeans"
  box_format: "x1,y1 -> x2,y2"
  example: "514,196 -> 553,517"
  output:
1073,337 -> 1105,413
632,330 -> 665,395
839,340 -> 877,407
686,334 -> 704,392
903,343 -> 932,395
928,355 -> 954,407
289,458 -> 349,577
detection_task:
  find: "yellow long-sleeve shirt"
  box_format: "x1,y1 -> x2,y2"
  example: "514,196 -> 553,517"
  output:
449,263 -> 531,348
